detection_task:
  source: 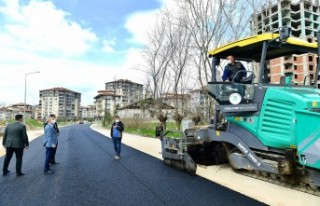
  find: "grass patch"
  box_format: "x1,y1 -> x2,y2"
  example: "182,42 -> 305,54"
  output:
103,119 -> 183,138
26,118 -> 43,129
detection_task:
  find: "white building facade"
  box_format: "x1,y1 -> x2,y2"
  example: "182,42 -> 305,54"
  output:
39,87 -> 81,120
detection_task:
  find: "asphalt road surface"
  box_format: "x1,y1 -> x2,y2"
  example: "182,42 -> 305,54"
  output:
0,124 -> 266,206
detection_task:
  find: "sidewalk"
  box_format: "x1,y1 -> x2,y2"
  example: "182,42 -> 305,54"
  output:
0,129 -> 43,157
91,124 -> 320,206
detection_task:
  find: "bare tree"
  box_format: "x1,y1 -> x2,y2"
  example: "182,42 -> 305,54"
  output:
143,15 -> 174,128
143,0 -> 268,125
161,9 -> 193,130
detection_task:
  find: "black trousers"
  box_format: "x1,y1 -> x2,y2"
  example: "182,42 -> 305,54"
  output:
3,147 -> 24,173
50,143 -> 58,164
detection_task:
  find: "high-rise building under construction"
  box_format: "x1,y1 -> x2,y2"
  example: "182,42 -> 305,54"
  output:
251,0 -> 320,87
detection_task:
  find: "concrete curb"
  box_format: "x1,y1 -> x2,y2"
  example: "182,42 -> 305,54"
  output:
90,124 -> 320,206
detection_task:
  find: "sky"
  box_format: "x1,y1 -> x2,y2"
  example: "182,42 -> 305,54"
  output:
0,0 -> 168,106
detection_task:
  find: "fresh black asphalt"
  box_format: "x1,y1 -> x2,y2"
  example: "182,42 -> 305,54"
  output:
0,124 -> 266,206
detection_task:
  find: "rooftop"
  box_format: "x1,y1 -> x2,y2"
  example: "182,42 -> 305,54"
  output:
40,87 -> 81,94
118,98 -> 174,110
105,79 -> 143,86
161,93 -> 191,100
94,90 -> 122,99
10,103 -> 32,107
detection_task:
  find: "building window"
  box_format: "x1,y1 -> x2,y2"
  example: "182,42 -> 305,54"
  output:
285,65 -> 291,70
309,56 -> 313,62
309,65 -> 313,71
293,56 -> 297,61
294,65 -> 297,70
294,74 -> 298,79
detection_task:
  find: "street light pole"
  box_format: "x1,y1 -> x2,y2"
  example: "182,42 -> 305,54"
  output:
24,71 -> 40,124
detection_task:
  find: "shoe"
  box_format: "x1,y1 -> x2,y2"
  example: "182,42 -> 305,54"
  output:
16,172 -> 25,177
3,170 -> 10,176
50,162 -> 59,165
44,170 -> 54,175
114,155 -> 120,160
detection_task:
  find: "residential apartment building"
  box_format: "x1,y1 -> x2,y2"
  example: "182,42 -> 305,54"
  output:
0,107 -> 9,121
33,105 -> 42,120
94,90 -> 121,118
189,88 -> 211,117
161,93 -> 191,115
80,105 -> 96,119
39,87 -> 81,120
251,0 -> 320,87
117,98 -> 174,119
0,103 -> 33,121
105,79 -> 143,106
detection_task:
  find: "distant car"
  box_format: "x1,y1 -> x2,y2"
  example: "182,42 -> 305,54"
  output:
79,120 -> 84,124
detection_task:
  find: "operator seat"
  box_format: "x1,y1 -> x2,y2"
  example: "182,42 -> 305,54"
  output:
279,75 -> 286,85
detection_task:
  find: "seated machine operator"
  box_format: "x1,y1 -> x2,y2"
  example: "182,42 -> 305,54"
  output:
221,55 -> 247,98
222,55 -> 247,82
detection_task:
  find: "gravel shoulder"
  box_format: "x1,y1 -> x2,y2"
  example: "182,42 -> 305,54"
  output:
0,129 -> 43,157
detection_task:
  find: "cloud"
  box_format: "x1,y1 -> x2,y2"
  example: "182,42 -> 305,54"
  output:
102,39 -> 116,53
0,0 -> 21,20
124,0 -> 179,45
124,10 -> 158,45
0,0 -> 97,57
0,0 -> 104,106
120,0 -> 180,85
0,0 -> 168,106
117,47 -> 146,84
0,56 -> 121,106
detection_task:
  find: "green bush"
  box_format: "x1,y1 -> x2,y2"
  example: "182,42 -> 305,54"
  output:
0,120 -> 6,126
102,112 -> 113,126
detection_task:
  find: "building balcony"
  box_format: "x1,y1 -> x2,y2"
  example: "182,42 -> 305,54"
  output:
284,60 -> 293,65
290,9 -> 300,14
284,70 -> 294,75
281,6 -> 290,12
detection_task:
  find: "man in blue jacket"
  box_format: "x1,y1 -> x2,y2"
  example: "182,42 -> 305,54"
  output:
43,114 -> 60,165
110,115 -> 124,160
43,116 -> 58,174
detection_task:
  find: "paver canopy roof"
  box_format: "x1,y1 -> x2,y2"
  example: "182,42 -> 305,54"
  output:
208,33 -> 318,61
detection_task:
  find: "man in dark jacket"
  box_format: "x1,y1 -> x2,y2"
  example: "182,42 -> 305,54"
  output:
110,115 -> 124,160
222,55 -> 246,82
222,55 -> 247,97
2,114 -> 29,177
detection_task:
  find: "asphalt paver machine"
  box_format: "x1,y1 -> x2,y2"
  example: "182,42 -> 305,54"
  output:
162,28 -> 320,195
